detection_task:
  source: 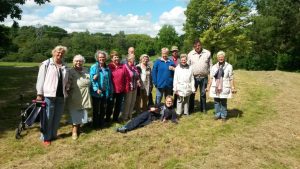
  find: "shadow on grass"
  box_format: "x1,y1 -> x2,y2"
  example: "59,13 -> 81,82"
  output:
227,108 -> 243,119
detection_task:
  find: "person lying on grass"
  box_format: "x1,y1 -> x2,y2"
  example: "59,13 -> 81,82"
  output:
116,95 -> 177,133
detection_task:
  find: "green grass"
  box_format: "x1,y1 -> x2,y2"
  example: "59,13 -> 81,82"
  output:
0,62 -> 299,168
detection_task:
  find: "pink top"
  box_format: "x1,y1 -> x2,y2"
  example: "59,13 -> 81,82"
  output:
108,62 -> 126,93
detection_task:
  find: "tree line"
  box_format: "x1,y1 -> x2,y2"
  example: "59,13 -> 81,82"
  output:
0,0 -> 299,71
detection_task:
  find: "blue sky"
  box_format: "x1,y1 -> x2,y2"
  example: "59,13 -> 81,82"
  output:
3,0 -> 189,37
100,0 -> 188,22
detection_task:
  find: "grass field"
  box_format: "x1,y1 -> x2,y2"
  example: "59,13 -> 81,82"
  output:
0,63 -> 299,169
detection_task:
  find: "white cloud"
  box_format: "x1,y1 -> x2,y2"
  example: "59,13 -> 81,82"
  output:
50,0 -> 101,7
158,6 -> 186,35
3,3 -> 186,37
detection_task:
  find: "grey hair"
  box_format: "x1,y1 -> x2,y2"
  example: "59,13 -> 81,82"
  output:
161,47 -> 169,54
73,54 -> 85,64
217,51 -> 226,57
51,45 -> 67,56
139,54 -> 149,63
127,54 -> 135,61
180,53 -> 187,60
94,50 -> 108,61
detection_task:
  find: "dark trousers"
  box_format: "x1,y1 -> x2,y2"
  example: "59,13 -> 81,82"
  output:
148,92 -> 154,107
106,93 -> 124,122
124,111 -> 154,131
92,96 -> 106,128
189,77 -> 208,113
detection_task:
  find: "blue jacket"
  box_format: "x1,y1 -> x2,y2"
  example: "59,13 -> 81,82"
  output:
152,58 -> 175,89
90,62 -> 114,98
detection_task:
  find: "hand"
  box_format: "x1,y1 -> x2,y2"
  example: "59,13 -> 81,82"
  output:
205,88 -> 209,92
169,66 -> 175,71
36,95 -> 43,101
93,75 -> 98,80
231,87 -> 237,94
149,107 -> 156,112
97,89 -> 102,95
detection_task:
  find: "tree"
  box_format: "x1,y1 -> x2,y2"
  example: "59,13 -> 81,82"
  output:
156,25 -> 180,52
0,0 -> 49,22
125,34 -> 155,57
0,25 -> 11,59
183,0 -> 253,63
252,0 -> 300,70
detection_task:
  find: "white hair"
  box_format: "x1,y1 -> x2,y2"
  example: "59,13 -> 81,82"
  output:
51,45 -> 67,56
73,54 -> 85,64
95,50 -> 108,61
217,51 -> 226,57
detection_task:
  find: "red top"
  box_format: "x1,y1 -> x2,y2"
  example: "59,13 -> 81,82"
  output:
108,62 -> 127,93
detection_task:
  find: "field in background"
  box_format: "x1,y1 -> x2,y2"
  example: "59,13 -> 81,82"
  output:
0,63 -> 299,169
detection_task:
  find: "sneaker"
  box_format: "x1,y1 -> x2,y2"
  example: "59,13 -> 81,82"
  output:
43,141 -> 51,146
116,127 -> 127,133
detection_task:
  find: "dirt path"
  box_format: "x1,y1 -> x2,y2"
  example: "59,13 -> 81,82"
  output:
179,71 -> 300,169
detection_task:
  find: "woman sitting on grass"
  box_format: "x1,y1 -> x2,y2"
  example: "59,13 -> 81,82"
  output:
116,95 -> 177,133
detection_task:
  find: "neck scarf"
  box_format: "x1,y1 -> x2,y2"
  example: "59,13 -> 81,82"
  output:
214,63 -> 224,95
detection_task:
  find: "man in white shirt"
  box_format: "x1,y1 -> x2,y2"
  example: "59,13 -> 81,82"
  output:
187,39 -> 212,113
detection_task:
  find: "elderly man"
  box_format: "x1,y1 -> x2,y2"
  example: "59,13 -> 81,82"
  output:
169,45 -> 180,106
152,47 -> 176,104
169,46 -> 179,66
188,39 -> 212,113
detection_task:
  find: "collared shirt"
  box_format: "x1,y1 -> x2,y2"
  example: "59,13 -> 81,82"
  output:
187,48 -> 212,77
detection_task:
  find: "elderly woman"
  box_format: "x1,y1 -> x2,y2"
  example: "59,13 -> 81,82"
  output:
135,54 -> 152,113
121,54 -> 141,121
36,45 -> 68,146
66,55 -> 91,140
90,50 -> 114,128
206,51 -> 237,121
173,54 -> 195,116
107,51 -> 127,122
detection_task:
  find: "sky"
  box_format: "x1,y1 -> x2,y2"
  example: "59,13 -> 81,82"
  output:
3,0 -> 190,37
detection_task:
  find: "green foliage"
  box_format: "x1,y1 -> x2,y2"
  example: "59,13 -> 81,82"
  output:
156,25 -> 180,52
250,0 -> 300,71
125,34 -> 156,57
184,0 -> 253,57
0,0 -> 49,22
0,25 -> 11,59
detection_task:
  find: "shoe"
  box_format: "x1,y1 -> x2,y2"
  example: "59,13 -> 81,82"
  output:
43,141 -> 51,146
116,127 -> 127,133
72,133 -> 78,140
171,120 -> 178,124
221,118 -> 227,122
214,116 -> 219,120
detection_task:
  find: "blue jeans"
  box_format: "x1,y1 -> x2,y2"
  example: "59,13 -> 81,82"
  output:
155,88 -> 173,105
189,77 -> 208,112
214,98 -> 227,119
42,97 -> 64,141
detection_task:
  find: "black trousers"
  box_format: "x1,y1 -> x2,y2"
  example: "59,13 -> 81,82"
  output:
106,93 -> 124,122
92,96 -> 106,128
124,111 -> 159,131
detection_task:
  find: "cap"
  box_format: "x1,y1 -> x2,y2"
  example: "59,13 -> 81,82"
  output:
171,46 -> 178,52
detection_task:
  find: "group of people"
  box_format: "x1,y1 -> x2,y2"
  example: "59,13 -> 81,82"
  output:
35,39 -> 237,146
